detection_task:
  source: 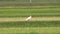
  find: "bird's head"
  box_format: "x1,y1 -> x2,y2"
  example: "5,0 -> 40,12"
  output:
30,16 -> 32,17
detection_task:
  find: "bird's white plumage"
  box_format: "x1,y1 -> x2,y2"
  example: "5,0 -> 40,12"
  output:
25,16 -> 32,21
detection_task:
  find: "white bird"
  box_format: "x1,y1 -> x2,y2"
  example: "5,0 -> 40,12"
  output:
25,16 -> 32,21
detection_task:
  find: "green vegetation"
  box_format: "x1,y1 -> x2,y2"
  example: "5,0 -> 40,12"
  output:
0,27 -> 60,34
0,21 -> 60,27
0,7 -> 59,34
0,0 -> 60,34
0,8 -> 60,17
0,0 -> 60,6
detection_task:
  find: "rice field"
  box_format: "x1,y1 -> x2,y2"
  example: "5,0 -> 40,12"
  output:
0,27 -> 60,34
0,7 -> 60,34
0,8 -> 60,17
0,0 -> 60,34
0,21 -> 60,27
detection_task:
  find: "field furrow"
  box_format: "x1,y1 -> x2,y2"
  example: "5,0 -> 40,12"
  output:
0,17 -> 60,22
